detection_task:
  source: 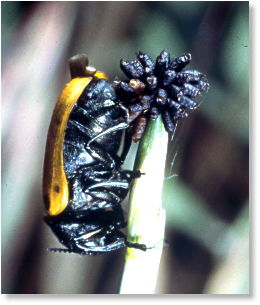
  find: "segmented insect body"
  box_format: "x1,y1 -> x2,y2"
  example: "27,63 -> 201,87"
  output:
62,79 -> 130,213
43,55 -> 145,255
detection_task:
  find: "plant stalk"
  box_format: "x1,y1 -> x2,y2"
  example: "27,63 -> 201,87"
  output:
119,116 -> 168,294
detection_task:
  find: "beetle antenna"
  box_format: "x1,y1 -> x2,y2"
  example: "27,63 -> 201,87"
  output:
47,247 -> 73,253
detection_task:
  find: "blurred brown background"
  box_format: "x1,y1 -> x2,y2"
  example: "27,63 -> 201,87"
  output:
1,1 -> 249,294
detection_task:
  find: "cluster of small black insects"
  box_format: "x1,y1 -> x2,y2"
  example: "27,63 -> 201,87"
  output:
115,50 -> 209,140
43,52 -> 209,255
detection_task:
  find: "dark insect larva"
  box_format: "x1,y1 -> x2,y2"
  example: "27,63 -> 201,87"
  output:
115,50 -> 209,139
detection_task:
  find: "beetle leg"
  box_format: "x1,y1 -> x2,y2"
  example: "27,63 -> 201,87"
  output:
74,228 -> 147,254
82,190 -> 122,210
82,169 -> 141,208
71,164 -> 112,182
119,130 -> 132,164
69,176 -> 129,211
75,231 -> 127,255
84,121 -> 129,169
86,180 -> 129,192
125,240 -> 147,251
84,143 -> 118,169
87,122 -> 128,147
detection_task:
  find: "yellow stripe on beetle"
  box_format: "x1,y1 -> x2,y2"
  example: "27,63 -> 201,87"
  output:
43,77 -> 93,216
43,71 -> 107,216
43,71 -> 108,216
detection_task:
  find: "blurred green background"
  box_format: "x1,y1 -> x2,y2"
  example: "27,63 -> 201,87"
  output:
1,1 -> 249,294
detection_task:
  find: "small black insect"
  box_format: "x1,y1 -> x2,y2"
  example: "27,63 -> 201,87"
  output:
115,50 -> 209,140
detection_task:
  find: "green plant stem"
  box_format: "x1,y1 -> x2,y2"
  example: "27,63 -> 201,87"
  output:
119,116 -> 168,294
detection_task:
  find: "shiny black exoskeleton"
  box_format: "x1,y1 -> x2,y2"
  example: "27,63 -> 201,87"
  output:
45,78 -> 146,255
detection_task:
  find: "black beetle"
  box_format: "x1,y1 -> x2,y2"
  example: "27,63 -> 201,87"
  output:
43,54 -> 146,255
